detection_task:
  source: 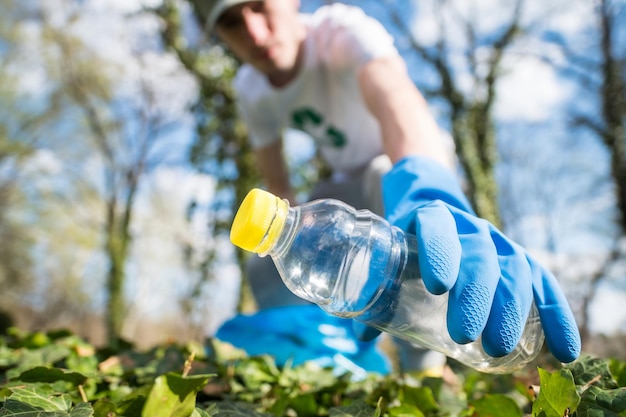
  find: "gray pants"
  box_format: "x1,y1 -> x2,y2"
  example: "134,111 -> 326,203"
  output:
247,155 -> 446,372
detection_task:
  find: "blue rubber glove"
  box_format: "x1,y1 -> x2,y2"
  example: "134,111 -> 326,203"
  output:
216,305 -> 391,375
380,155 -> 581,363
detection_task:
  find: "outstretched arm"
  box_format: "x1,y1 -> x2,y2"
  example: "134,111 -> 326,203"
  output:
358,55 -> 454,169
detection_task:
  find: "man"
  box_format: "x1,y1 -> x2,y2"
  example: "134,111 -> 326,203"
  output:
192,0 -> 581,374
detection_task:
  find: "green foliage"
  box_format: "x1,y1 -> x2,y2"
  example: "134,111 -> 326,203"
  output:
1,329 -> 625,417
532,368 -> 580,416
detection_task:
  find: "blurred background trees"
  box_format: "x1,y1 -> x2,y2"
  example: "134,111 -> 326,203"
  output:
0,0 -> 624,357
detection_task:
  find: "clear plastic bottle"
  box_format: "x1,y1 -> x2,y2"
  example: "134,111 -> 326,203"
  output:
230,188 -> 545,374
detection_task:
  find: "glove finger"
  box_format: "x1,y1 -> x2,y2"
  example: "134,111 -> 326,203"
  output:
529,256 -> 581,363
481,229 -> 533,357
414,200 -> 462,295
352,320 -> 382,342
446,209 -> 500,344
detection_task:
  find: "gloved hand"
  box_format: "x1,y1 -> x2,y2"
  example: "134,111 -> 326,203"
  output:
216,305 -> 391,375
377,155 -> 580,363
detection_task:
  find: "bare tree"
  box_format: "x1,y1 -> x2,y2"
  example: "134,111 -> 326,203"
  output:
529,0 -> 626,344
155,0 -> 261,318
384,0 -> 625,342
384,0 -> 534,226
569,0 -> 626,230
0,2 -> 67,310
569,0 -> 625,344
37,14 -> 185,344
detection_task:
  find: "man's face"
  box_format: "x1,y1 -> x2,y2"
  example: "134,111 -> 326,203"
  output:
215,0 -> 304,83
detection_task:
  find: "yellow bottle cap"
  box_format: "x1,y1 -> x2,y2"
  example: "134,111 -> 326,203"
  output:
230,188 -> 289,254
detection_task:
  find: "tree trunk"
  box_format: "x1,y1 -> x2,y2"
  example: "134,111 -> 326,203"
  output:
600,2 -> 626,230
105,218 -> 128,344
159,0 -> 261,313
452,112 -> 501,226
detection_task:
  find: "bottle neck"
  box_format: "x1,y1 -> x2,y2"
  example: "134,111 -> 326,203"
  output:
260,206 -> 299,258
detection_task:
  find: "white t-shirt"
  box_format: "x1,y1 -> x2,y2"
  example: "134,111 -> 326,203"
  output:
233,4 -> 399,174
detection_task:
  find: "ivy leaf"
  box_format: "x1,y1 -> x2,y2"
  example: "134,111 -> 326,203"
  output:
0,400 -> 94,417
329,400 -> 378,417
0,398 -> 67,416
532,368 -> 580,417
233,356 -> 280,391
117,395 -> 147,416
279,360 -> 342,391
566,355 -> 618,390
13,367 -> 88,386
0,346 -> 19,368
190,407 -> 213,417
470,394 -> 522,417
91,399 -> 117,417
200,401 -> 272,416
141,372 -> 211,417
287,393 -> 318,416
387,404 -> 425,417
6,385 -> 71,412
577,386 -> 626,417
609,359 -> 626,388
69,403 -> 94,417
398,385 -> 438,413
5,345 -> 72,380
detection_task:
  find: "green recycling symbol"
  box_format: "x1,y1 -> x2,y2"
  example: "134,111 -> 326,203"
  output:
291,107 -> 347,148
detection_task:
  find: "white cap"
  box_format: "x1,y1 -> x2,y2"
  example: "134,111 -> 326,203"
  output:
192,0 -> 264,32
